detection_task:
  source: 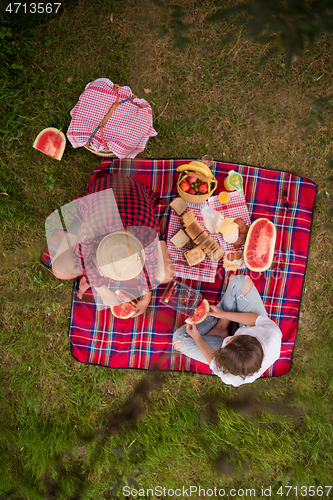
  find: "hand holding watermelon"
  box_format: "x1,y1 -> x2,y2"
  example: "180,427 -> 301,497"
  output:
185,321 -> 200,340
131,292 -> 152,318
207,304 -> 225,319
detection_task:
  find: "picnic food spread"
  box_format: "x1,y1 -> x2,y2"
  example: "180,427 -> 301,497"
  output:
180,210 -> 224,262
168,168 -> 278,278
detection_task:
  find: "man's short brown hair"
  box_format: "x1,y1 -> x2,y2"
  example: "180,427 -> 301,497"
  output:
213,335 -> 264,379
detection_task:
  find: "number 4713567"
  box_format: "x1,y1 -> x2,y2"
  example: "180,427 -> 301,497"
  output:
277,485 -> 332,496
6,3 -> 61,14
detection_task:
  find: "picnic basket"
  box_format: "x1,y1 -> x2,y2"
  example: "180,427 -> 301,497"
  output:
84,83 -> 137,157
176,170 -> 217,204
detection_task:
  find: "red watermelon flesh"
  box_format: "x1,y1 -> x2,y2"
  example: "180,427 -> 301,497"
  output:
112,290 -> 137,319
111,302 -> 136,319
244,218 -> 276,272
33,127 -> 66,160
185,299 -> 210,324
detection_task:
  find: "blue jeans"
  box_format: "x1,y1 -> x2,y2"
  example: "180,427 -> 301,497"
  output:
172,275 -> 268,365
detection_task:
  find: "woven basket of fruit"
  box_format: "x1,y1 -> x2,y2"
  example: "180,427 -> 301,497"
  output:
176,161 -> 217,204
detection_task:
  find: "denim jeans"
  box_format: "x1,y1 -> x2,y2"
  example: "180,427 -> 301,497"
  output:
172,275 -> 268,365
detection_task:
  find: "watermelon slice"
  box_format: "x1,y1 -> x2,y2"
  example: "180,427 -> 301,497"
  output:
243,218 -> 276,272
111,291 -> 137,319
185,299 -> 210,325
33,127 -> 66,160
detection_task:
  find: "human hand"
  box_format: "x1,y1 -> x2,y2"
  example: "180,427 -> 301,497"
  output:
208,305 -> 225,319
132,292 -> 151,318
78,275 -> 91,299
185,321 -> 201,340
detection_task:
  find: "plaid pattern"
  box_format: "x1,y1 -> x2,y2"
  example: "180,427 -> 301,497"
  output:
66,79 -> 157,158
72,173 -> 160,291
42,158 -> 316,378
167,191 -> 251,282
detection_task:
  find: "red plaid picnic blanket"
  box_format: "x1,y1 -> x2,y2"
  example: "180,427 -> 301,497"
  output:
167,191 -> 251,282
66,78 -> 157,159
43,158 -> 316,379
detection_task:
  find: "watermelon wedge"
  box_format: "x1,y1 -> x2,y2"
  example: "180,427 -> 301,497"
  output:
33,127 -> 66,160
111,291 -> 137,319
243,218 -> 276,272
185,299 -> 210,324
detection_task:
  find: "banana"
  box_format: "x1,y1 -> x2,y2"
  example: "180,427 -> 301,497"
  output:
177,163 -> 210,179
188,161 -> 214,179
188,164 -> 214,179
177,163 -> 195,172
176,161 -> 215,180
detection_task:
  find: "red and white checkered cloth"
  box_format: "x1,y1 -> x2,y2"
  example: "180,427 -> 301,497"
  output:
66,78 -> 157,159
167,192 -> 252,283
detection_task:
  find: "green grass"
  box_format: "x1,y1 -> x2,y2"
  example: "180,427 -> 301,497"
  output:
1,0 -> 333,498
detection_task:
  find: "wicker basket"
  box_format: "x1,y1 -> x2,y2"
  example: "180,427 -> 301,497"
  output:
84,83 -> 137,157
176,171 -> 217,204
83,143 -> 116,158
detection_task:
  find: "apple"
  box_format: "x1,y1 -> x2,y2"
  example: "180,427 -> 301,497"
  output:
188,176 -> 197,183
188,188 -> 197,195
198,182 -> 208,193
180,179 -> 190,192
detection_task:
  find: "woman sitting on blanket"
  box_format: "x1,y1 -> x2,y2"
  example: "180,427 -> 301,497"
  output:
51,172 -> 175,317
173,275 -> 282,387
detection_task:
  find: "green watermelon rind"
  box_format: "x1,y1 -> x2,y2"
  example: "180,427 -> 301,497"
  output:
33,127 -> 66,161
185,299 -> 210,325
243,218 -> 276,272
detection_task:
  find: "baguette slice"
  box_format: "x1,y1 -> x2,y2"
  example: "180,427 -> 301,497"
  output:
180,210 -> 196,226
183,246 -> 206,266
193,231 -> 209,245
200,235 -> 216,252
206,246 -> 224,262
170,229 -> 190,249
185,220 -> 205,240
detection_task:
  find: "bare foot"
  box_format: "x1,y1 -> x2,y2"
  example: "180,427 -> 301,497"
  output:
205,326 -> 229,338
78,275 -> 91,299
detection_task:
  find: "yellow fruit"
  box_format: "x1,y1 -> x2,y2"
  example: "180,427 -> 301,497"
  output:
188,161 -> 214,179
176,164 -> 192,172
218,192 -> 230,204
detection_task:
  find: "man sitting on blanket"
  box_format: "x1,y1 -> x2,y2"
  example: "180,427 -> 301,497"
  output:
51,172 -> 175,317
173,275 -> 282,386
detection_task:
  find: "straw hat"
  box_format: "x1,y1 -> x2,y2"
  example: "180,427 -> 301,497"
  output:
96,230 -> 145,281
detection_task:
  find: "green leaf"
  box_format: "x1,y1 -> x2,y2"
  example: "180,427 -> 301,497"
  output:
129,447 -> 147,455
110,447 -> 125,459
158,25 -> 168,38
132,466 -> 145,477
127,476 -> 139,489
